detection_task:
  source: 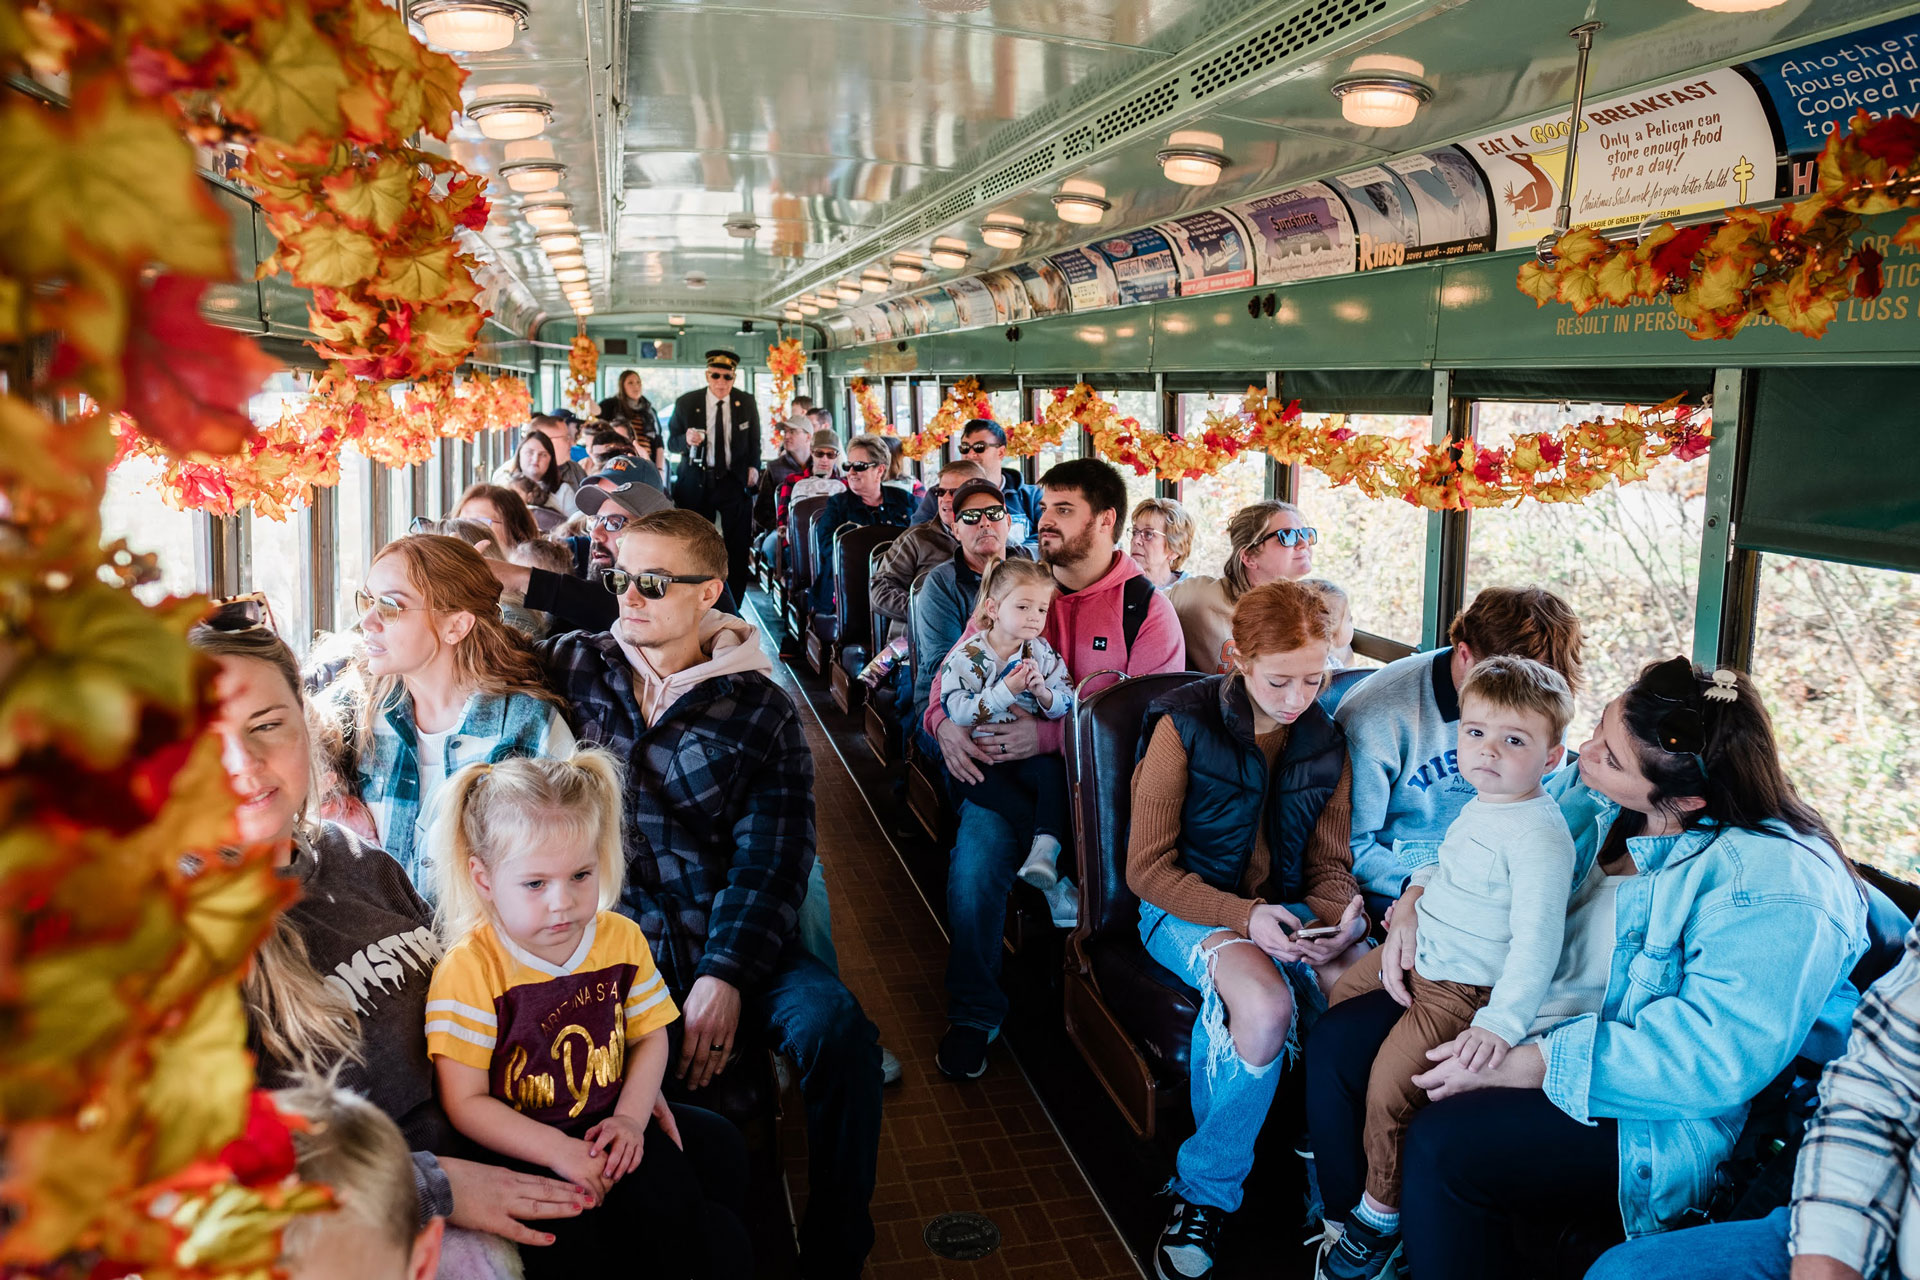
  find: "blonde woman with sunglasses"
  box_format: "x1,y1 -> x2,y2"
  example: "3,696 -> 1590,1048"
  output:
1169,500 -> 1321,676
316,534 -> 574,897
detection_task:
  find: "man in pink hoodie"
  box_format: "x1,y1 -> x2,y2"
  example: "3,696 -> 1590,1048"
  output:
923,457 -> 1185,1079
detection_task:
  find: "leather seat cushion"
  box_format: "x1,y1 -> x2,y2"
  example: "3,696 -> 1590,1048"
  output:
1085,936 -> 1200,1083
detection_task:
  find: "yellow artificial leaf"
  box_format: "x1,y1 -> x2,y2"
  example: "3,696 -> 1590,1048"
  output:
1593,250 -> 1641,306
0,1099 -> 148,1262
1895,213 -> 1920,248
337,76 -> 394,144
347,0 -> 428,72
1516,259 -> 1558,306
1690,255 -> 1752,313
0,83 -> 228,279
222,0 -> 353,146
369,240 -> 456,303
284,220 -> 381,288
1555,268 -> 1600,314
140,985 -> 253,1178
411,301 -> 486,364
1555,226 -> 1607,267
3,895 -> 179,1079
322,153 -> 416,233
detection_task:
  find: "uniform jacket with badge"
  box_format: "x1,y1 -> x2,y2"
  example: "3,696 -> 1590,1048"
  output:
534,615 -> 813,1000
666,386 -> 761,496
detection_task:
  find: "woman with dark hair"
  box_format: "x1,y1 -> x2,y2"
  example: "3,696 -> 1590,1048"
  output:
318,534 -> 573,894
192,611 -> 749,1267
453,482 -> 542,553
501,432 -> 574,514
1306,657 -> 1868,1280
597,370 -> 664,470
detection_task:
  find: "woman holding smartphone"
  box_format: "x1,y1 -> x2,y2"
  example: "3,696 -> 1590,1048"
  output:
1127,579 -> 1369,1280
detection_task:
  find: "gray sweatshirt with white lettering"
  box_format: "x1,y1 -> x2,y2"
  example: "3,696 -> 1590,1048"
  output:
255,822 -> 452,1154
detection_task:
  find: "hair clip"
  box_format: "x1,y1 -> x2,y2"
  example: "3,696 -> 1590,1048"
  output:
1702,669 -> 1739,703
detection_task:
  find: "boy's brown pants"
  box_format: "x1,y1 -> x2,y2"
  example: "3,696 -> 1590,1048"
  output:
1329,959 -> 1492,1209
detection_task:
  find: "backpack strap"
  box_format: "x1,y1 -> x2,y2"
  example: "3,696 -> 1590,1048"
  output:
1120,574 -> 1155,658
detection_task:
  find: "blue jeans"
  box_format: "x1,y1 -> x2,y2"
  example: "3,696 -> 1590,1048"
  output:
747,948 -> 884,1280
1584,1208 -> 1789,1280
944,800 -> 1024,1030
1139,901 -> 1326,1213
798,858 -> 839,975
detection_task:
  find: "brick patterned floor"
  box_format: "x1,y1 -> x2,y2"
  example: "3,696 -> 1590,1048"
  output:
754,610 -> 1143,1279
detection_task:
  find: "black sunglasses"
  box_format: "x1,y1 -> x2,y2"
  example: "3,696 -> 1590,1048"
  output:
707,371 -> 735,381
601,569 -> 717,599
844,461 -> 882,474
955,441 -> 997,455
205,591 -> 276,634
1251,525 -> 1319,552
1639,655 -> 1711,775
955,505 -> 1008,525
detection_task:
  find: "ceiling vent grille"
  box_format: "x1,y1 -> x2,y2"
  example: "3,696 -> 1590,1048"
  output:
1059,125 -> 1095,160
979,145 -> 1058,201
1095,78 -> 1180,143
1187,0 -> 1388,100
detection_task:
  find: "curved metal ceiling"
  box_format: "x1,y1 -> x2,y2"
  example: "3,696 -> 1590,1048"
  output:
453,0 -> 1920,329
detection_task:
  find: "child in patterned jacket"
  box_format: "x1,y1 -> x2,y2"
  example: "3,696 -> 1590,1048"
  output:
939,557 -> 1076,892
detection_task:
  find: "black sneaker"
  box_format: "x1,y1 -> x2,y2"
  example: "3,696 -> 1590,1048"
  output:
1153,1199 -> 1225,1280
1316,1216 -> 1401,1280
935,1024 -> 989,1080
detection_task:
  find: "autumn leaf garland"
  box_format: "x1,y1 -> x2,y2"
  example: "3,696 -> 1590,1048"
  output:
568,335 -> 598,413
898,377 -> 989,458
1521,110 -> 1918,340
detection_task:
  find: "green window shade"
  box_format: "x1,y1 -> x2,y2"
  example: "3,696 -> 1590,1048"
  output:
1740,367 -> 1920,573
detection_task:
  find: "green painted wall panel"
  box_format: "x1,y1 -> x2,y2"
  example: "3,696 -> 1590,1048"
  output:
201,183 -> 264,333
1012,306 -> 1153,374
1155,270 -> 1438,371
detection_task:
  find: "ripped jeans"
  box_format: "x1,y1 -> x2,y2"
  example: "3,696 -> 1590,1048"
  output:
1139,901 -> 1328,1213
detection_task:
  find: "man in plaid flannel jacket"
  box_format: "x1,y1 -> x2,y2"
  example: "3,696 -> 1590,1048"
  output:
1587,920 -> 1920,1280
535,508 -> 882,1280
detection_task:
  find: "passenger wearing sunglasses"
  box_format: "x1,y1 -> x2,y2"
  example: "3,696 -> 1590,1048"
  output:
1308,657 -> 1868,1280
755,416 -> 814,532
810,435 -> 915,614
909,419 -> 1041,551
774,428 -> 848,527
531,508 -> 884,1280
1168,500 -> 1320,676
871,459 -> 984,640
316,535 -> 575,898
665,349 -> 762,601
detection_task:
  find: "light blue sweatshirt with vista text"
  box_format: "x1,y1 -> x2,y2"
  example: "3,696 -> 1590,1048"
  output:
1334,646 -> 1475,899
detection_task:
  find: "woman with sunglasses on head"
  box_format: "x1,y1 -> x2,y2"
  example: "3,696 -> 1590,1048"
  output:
810,434 -> 916,614
315,534 -> 574,898
192,606 -> 747,1269
1305,657 -> 1869,1280
1168,500 -> 1319,675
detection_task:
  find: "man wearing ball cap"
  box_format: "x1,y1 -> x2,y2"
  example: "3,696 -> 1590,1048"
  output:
666,348 -> 762,600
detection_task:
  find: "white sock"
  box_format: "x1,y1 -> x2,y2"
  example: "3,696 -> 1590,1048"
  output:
1025,833 -> 1061,868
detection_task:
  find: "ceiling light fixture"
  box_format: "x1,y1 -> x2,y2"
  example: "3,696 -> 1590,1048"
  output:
1687,0 -> 1788,8
500,139 -> 564,193
890,255 -> 925,282
724,212 -> 760,239
523,200 -> 574,230
1051,180 -> 1110,225
799,299 -> 820,315
555,267 -> 588,282
549,252 -> 587,270
837,280 -> 863,301
537,232 -> 582,255
463,83 -> 553,140
685,273 -> 707,290
1332,54 -> 1433,128
979,216 -> 1028,250
929,238 -> 972,270
784,306 -> 803,321
409,0 -> 528,52
667,313 -> 686,326
861,271 -> 889,293
814,292 -> 838,309
1157,130 -> 1230,186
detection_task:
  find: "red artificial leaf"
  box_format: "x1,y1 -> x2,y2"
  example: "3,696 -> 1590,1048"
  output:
1649,224 -> 1713,282
1853,242 -> 1885,298
1857,112 -> 1920,172
218,1092 -> 302,1186
121,275 -> 277,456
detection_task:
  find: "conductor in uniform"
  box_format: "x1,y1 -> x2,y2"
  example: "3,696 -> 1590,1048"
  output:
667,348 -> 761,600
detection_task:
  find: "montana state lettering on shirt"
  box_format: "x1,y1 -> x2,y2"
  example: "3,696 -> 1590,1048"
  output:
425,912 -> 678,1136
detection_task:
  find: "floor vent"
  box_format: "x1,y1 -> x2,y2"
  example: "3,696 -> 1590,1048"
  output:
923,1212 -> 1001,1261
1187,0 -> 1389,100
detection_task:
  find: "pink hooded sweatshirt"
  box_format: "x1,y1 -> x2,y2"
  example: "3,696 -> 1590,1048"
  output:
617,608 -> 772,723
924,549 -> 1185,754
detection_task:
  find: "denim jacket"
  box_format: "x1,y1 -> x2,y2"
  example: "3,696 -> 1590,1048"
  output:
1537,778 -> 1868,1238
